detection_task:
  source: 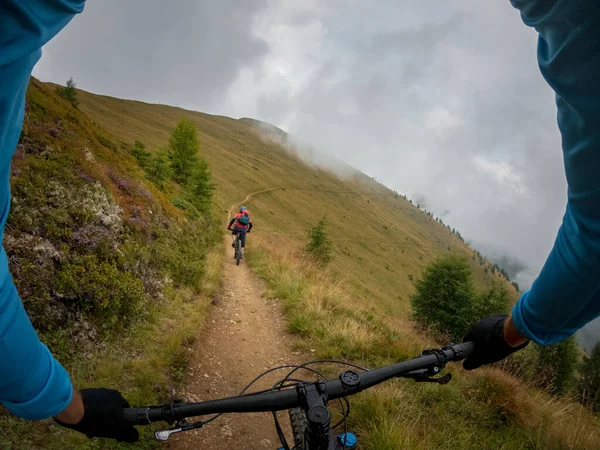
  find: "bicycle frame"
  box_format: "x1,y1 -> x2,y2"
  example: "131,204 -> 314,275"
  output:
230,228 -> 243,264
122,342 -> 474,449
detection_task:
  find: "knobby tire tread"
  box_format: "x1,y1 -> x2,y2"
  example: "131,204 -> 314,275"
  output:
289,407 -> 307,449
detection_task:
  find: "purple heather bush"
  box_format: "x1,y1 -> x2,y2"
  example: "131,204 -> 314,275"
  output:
108,170 -> 133,195
73,224 -> 111,250
77,170 -> 95,183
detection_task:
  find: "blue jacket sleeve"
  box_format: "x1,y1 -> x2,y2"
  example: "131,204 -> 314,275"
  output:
0,0 -> 85,420
510,0 -> 600,345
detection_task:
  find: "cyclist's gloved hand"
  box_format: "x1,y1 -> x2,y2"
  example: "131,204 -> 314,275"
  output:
462,315 -> 529,370
55,388 -> 139,442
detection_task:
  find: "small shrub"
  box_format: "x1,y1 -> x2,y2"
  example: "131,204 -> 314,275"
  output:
153,225 -> 208,291
56,254 -> 146,326
305,216 -> 333,266
130,140 -> 151,167
171,196 -> 201,219
411,256 -> 514,343
578,342 -> 600,411
411,254 -> 475,341
534,336 -> 578,396
474,283 -> 510,318
95,132 -> 117,151
146,147 -> 172,189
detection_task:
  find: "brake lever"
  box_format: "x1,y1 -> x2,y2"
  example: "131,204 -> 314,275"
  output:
402,368 -> 452,385
155,418 -> 205,441
155,427 -> 184,441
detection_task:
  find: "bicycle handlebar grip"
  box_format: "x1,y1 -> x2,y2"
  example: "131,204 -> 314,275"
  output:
457,341 -> 475,359
121,408 -> 147,426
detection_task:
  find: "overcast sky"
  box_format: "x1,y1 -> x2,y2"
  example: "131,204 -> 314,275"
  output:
34,0 -> 567,291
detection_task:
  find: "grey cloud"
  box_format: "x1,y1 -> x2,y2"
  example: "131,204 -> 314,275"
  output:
35,0 -> 269,110
229,0 -> 568,295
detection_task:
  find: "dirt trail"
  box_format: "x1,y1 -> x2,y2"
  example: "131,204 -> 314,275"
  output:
167,185 -> 383,449
168,234 -> 298,450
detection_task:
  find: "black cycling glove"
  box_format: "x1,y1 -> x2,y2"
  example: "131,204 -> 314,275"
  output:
55,388 -> 139,443
462,314 -> 529,370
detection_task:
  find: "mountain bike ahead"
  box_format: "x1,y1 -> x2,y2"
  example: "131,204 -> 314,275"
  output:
121,342 -> 474,449
229,228 -> 243,265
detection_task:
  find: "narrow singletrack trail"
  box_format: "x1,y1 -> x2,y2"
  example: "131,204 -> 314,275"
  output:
168,186 -> 385,449
168,234 -> 298,450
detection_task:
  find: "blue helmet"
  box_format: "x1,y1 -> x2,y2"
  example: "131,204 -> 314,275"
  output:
240,206 -> 247,212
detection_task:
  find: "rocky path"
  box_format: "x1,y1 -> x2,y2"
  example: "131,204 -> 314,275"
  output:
168,235 -> 298,450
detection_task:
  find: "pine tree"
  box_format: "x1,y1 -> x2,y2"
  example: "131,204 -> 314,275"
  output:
169,119 -> 199,183
411,255 -> 475,341
306,216 -> 333,266
56,77 -> 79,108
186,158 -> 215,213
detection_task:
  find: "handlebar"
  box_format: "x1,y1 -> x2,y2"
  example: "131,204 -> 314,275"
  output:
121,342 -> 474,426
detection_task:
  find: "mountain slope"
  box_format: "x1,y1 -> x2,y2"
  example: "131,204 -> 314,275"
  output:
65,84 -> 600,448
76,86 -> 517,314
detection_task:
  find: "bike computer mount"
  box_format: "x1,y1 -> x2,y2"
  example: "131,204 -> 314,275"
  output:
403,347 -> 454,384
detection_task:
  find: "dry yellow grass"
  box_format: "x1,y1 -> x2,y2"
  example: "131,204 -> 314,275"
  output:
249,234 -> 600,448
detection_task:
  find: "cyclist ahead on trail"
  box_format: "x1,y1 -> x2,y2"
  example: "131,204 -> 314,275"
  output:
228,206 -> 253,258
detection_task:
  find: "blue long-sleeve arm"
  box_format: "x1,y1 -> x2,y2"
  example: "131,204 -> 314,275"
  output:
510,0 -> 600,345
0,0 -> 85,420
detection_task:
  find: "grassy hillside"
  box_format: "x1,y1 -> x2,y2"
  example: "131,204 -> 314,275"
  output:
0,79 -> 221,449
75,86 -> 515,310
34,82 -> 600,448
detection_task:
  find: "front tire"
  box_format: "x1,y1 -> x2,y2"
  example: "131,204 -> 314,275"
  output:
289,407 -> 307,449
235,240 -> 242,266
